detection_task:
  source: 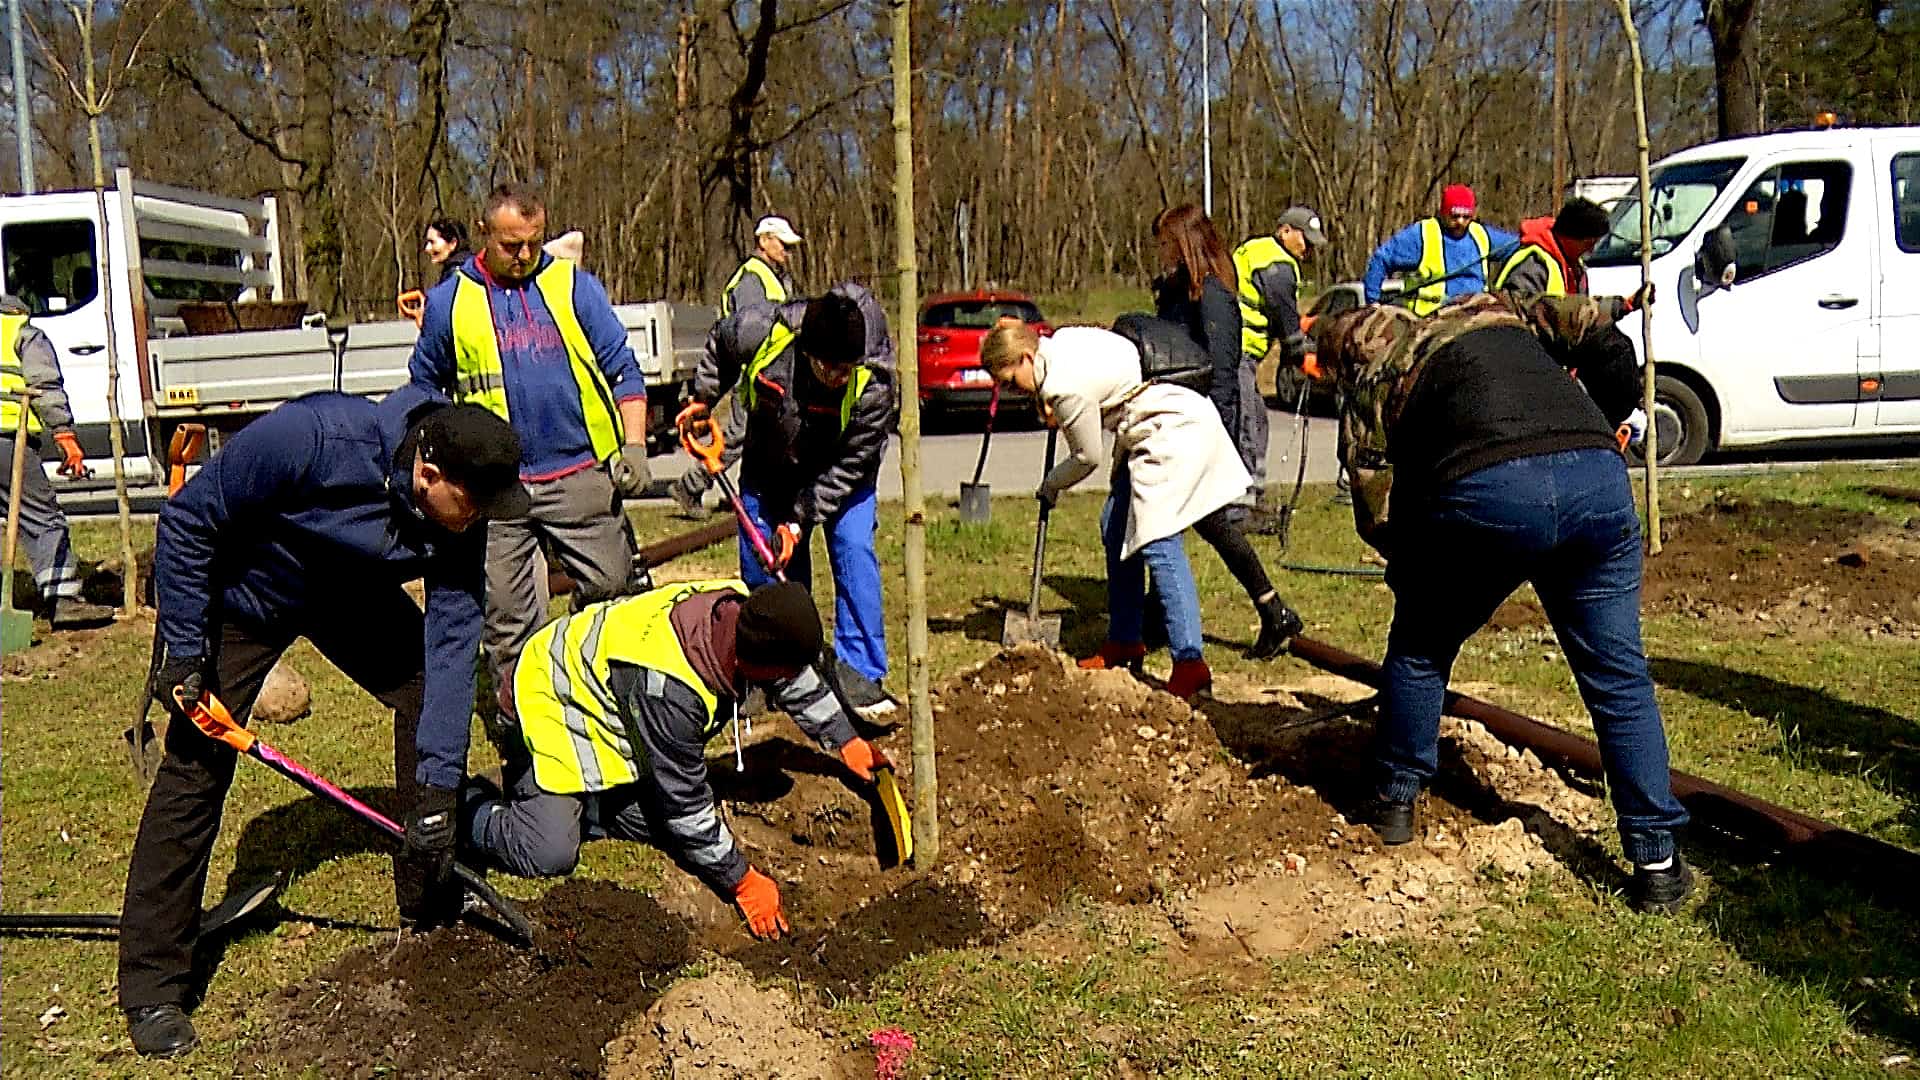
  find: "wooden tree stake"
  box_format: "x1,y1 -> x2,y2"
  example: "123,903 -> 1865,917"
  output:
1614,0 -> 1661,555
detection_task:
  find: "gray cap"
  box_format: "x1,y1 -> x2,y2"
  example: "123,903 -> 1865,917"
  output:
1277,206 -> 1327,249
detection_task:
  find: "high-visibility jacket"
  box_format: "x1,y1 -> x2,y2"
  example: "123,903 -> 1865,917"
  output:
514,579 -> 747,795
1492,217 -> 1584,297
1411,218 -> 1492,317
449,259 -> 624,463
1231,236 -> 1302,359
0,313 -> 40,436
721,256 -> 789,319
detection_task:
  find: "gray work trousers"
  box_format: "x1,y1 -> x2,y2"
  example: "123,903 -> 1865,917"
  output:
1236,358 -> 1270,501
671,395 -> 747,503
468,758 -> 660,878
0,434 -> 81,604
483,465 -> 632,685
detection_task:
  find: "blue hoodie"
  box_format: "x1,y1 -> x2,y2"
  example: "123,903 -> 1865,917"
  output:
1363,219 -> 1520,304
408,253 -> 646,481
153,386 -> 486,790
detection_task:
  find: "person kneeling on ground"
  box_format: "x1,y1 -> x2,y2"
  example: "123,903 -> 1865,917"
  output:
981,318 -> 1301,699
1311,286 -> 1692,914
468,579 -> 890,940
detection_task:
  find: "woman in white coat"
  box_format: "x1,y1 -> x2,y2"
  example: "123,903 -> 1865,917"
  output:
981,319 -> 1259,698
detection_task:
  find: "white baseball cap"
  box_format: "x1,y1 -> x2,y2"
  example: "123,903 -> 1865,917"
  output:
755,216 -> 803,245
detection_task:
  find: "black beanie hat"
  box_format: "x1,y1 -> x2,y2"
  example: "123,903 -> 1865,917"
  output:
1554,198 -> 1612,242
736,582 -> 824,672
798,292 -> 865,368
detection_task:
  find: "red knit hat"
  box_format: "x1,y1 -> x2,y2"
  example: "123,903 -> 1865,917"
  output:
1441,184 -> 1477,217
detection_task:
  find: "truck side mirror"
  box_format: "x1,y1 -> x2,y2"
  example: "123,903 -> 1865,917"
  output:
1694,225 -> 1737,289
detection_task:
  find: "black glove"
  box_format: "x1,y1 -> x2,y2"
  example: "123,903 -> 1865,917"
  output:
402,784 -> 460,892
610,442 -> 652,499
1615,282 -> 1656,319
152,653 -> 205,721
1035,487 -> 1057,512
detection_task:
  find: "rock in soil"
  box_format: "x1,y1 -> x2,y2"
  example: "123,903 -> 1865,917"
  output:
602,960 -> 845,1080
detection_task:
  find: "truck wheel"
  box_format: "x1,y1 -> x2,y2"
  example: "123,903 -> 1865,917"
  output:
1641,374 -> 1710,468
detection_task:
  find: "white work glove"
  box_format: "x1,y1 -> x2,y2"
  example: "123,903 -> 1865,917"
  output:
1622,408 -> 1648,448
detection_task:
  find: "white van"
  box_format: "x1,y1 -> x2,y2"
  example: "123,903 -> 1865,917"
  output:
0,170 -> 706,490
1586,126 -> 1920,465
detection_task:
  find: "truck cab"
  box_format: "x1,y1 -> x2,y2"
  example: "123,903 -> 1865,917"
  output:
1587,125 -> 1920,465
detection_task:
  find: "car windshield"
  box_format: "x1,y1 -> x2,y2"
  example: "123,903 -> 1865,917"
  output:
923,299 -> 1042,329
1588,157 -> 1745,266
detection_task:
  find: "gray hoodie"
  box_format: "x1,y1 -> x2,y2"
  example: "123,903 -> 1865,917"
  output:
1,295 -> 75,433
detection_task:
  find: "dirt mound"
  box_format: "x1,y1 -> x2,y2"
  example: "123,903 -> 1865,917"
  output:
602,961 -> 850,1080
1645,496 -> 1920,638
271,880 -> 696,1079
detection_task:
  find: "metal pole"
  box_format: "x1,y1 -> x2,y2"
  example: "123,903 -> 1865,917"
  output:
1199,0 -> 1212,216
9,0 -> 33,191
891,0 -> 937,866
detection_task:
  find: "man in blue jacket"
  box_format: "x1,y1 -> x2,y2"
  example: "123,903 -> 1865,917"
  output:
118,387 -> 525,1060
1363,184 -> 1518,316
408,182 -> 652,707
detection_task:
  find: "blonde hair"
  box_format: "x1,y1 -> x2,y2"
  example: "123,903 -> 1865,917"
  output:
979,317 -> 1040,376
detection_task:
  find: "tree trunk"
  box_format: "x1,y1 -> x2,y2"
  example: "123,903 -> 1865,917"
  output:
1703,0 -> 1764,137
296,0 -> 341,316
700,0 -> 777,295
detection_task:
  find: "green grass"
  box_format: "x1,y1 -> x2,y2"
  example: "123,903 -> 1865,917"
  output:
1030,286 -> 1154,327
5,463 -> 1919,1076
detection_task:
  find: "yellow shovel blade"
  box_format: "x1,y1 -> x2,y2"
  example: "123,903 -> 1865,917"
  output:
875,765 -> 913,864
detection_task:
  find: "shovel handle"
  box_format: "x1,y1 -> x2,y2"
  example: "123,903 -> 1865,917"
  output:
1027,428 -> 1058,618
679,416 -> 728,475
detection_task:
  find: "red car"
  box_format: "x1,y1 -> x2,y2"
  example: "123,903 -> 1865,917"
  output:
915,290 -> 1049,418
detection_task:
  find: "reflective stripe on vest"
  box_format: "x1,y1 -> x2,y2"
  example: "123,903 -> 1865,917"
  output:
738,321 -> 873,435
1492,244 -> 1567,297
513,579 -> 748,795
1412,219 -> 1491,317
1231,236 -> 1302,359
0,314 -> 40,436
722,257 -> 787,319
448,259 -> 624,462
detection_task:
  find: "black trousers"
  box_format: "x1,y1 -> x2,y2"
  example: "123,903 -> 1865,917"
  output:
117,589 -> 427,1011
1191,506 -> 1276,605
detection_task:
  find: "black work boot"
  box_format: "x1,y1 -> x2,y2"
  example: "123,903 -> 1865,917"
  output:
1363,797 -> 1415,846
127,1004 -> 198,1059
1629,855 -> 1695,914
1249,598 -> 1304,660
49,598 -> 116,630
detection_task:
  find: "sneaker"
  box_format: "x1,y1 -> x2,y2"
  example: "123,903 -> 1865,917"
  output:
835,665 -> 897,720
1249,598 -> 1304,660
1078,641 -> 1147,672
1363,797 -> 1415,845
1629,855 -> 1695,914
1166,658 -> 1213,699
126,1004 -> 198,1059
670,476 -> 708,520
49,598 -> 116,630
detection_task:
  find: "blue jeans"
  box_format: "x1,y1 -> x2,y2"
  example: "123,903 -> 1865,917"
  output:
737,485 -> 888,682
1376,448 -> 1688,865
1102,464 -> 1203,662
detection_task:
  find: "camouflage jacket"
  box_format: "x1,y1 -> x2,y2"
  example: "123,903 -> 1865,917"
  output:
1336,291 -> 1629,554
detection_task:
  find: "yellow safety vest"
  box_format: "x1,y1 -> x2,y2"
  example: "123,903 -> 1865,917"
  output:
721,257 -> 787,319
1231,236 -> 1302,359
514,579 -> 748,795
1411,218 -> 1491,317
1492,244 -> 1567,297
738,319 -> 874,433
449,259 -> 624,463
0,313 -> 41,436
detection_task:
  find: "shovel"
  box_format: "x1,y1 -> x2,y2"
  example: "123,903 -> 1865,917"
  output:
1002,427 -> 1062,648
0,873 -> 285,938
957,388 -> 996,525
680,416 -> 793,580
183,692 -> 538,946
3,390 -> 38,654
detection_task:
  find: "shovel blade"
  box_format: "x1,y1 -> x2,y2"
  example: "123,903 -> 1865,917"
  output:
1,605 -> 33,653
1001,609 -> 1062,648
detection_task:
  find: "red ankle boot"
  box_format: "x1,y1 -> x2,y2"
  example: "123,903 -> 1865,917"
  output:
1078,641 -> 1147,671
1166,658 -> 1213,699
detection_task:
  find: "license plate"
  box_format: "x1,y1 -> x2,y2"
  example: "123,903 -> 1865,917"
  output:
960,368 -> 991,386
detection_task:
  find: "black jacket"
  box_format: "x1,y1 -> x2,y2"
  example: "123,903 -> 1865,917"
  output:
1153,269 -> 1243,425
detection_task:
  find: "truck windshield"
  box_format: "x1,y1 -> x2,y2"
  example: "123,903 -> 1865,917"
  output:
1588,157 -> 1744,266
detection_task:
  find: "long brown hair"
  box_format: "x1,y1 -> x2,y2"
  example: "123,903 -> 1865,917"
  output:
1151,203 -> 1236,301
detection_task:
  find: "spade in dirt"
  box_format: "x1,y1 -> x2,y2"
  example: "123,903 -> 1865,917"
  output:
0,874 -> 285,938
1002,427 -> 1063,648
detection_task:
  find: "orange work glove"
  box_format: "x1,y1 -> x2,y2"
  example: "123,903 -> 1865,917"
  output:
772,523 -> 800,570
732,867 -> 789,940
838,737 -> 891,783
674,400 -> 710,434
52,431 -> 89,478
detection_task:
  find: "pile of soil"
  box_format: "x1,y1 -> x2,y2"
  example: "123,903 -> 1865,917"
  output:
266,648 -> 1603,1077
1643,496 -> 1920,638
602,961 -> 861,1080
